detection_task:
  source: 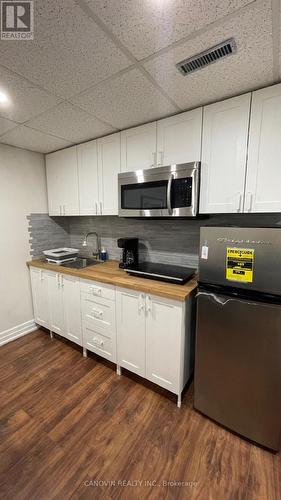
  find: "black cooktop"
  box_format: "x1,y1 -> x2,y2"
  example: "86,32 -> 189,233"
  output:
125,262 -> 196,285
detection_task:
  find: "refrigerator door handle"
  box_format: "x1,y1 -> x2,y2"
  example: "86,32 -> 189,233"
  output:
196,291 -> 230,305
197,291 -> 263,308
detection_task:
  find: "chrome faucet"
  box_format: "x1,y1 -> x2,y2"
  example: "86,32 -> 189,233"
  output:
82,232 -> 101,260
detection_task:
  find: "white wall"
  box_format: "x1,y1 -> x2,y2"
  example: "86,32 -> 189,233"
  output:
0,144 -> 47,344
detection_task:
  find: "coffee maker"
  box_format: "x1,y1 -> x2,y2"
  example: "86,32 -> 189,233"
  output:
117,238 -> 139,269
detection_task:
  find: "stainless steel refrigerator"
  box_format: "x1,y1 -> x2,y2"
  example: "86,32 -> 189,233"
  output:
194,226 -> 281,451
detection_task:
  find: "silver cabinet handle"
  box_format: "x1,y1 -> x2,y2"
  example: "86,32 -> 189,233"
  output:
56,273 -> 60,287
40,269 -> 44,281
157,151 -> 164,166
63,205 -> 66,216
236,193 -> 242,213
90,286 -> 102,296
92,308 -> 103,319
59,205 -> 62,216
95,202 -> 98,215
246,192 -> 253,212
93,337 -> 104,348
151,152 -> 157,167
146,295 -> 151,313
60,275 -> 64,288
138,293 -> 145,312
100,201 -> 102,215
167,174 -> 173,215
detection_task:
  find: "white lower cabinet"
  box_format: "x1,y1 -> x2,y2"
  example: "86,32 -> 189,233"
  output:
63,274 -> 82,346
48,271 -> 82,346
30,268 -> 82,346
116,287 -> 193,405
30,267 -> 194,406
145,295 -> 183,394
30,267 -> 49,329
80,279 -> 117,363
116,289 -> 146,377
48,272 -> 65,336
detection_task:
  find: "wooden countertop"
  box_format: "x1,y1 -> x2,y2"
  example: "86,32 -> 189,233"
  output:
27,259 -> 197,301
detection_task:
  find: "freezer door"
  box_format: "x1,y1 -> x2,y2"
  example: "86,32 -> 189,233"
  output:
194,291 -> 281,450
199,226 -> 281,295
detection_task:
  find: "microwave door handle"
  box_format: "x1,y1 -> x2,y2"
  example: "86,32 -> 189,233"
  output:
191,167 -> 198,216
167,174 -> 173,215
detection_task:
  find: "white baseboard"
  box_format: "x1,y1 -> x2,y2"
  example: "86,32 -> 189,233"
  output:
0,319 -> 38,347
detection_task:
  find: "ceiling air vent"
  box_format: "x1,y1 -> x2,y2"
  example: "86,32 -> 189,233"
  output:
176,38 -> 236,76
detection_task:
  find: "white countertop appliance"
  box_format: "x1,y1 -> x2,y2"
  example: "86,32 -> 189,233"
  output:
43,248 -> 79,264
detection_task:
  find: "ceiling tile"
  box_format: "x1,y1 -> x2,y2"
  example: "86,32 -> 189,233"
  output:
0,0 -> 131,99
0,66 -> 61,123
143,0 -> 274,109
85,0 -> 253,60
0,126 -> 73,153
0,117 -> 18,136
26,102 -> 117,143
70,68 -> 177,129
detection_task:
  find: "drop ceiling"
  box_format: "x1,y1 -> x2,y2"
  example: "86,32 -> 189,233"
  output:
0,0 -> 279,154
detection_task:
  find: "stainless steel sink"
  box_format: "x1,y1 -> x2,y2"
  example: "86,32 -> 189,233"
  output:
61,257 -> 101,269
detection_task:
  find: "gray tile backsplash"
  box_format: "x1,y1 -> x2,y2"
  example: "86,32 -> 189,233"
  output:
27,213 -> 281,266
27,214 -> 70,258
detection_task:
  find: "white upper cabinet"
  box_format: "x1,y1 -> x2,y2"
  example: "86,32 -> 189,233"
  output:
121,122 -> 157,172
45,83 -> 281,217
77,133 -> 121,216
46,146 -> 79,216
98,133 -> 121,215
77,140 -> 99,216
156,108 -> 202,167
200,94 -> 251,214
245,84 -> 281,213
120,112 -> 202,172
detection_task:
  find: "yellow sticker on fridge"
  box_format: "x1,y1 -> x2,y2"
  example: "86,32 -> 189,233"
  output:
226,248 -> 254,283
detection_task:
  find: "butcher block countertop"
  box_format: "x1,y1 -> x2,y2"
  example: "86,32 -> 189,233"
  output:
27,259 -> 197,301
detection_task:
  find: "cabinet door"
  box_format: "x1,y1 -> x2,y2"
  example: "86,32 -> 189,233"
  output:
245,84 -> 281,213
200,94 -> 251,214
77,140 -> 99,215
116,288 -> 146,376
46,146 -> 79,216
146,295 -> 182,394
121,123 -> 157,172
62,275 -> 82,346
30,268 -> 49,328
157,108 -> 202,166
46,151 -> 64,216
98,133 -> 121,215
48,272 -> 65,336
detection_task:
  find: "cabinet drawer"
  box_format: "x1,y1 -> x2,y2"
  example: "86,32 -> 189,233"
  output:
82,297 -> 115,338
84,326 -> 116,363
80,279 -> 115,301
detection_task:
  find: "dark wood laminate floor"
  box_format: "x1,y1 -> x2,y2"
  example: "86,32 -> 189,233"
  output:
0,330 -> 280,500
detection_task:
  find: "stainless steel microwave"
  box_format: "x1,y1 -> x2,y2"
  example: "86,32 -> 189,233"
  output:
118,162 -> 200,217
